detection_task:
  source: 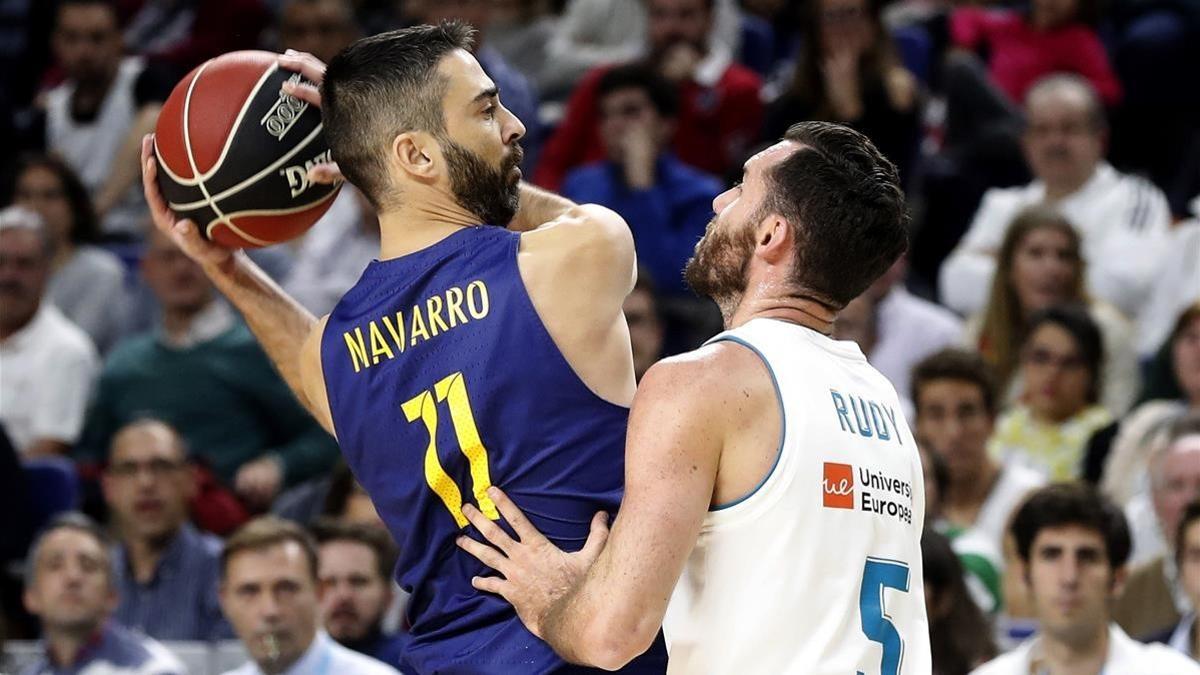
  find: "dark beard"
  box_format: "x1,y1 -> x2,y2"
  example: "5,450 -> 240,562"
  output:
683,215 -> 757,318
442,139 -> 523,227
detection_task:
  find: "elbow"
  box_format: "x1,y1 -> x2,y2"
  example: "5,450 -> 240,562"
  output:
574,612 -> 659,671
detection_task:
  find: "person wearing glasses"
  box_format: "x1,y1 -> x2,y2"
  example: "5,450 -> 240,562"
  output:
989,304 -> 1112,481
101,418 -> 233,641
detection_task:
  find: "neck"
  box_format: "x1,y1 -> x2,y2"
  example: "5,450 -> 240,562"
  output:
46,622 -> 102,668
943,459 -> 999,526
124,528 -> 178,584
725,285 -> 836,336
259,631 -> 316,675
1039,623 -> 1109,675
1030,405 -> 1079,425
162,302 -> 207,341
73,67 -> 119,110
1044,166 -> 1097,201
52,241 -> 76,271
0,305 -> 39,341
377,193 -> 482,260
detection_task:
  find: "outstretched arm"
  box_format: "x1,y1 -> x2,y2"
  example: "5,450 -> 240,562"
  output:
459,353 -> 727,668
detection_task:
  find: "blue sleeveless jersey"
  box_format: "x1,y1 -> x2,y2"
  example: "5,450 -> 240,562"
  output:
320,226 -> 668,674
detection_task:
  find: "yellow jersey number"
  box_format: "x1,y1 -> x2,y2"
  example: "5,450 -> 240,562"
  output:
401,371 -> 498,527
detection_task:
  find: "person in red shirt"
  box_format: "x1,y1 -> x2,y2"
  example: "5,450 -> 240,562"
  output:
533,0 -> 763,190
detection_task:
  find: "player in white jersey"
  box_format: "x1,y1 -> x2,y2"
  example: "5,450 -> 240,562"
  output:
457,121 -> 932,674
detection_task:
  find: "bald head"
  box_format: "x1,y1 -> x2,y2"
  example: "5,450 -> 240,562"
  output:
1022,74 -> 1106,196
1025,74 -> 1106,132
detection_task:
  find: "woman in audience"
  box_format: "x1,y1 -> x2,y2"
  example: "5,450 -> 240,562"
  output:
989,304 -> 1112,481
1093,302 -> 1200,505
922,529 -> 998,675
762,0 -> 920,181
7,154 -> 130,354
968,206 -> 1139,416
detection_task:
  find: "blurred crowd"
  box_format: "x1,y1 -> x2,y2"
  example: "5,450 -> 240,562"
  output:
0,0 -> 1198,673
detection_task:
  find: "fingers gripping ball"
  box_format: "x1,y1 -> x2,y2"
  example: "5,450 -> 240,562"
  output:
154,50 -> 341,249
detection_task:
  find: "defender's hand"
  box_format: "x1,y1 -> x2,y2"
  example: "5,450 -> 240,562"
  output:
141,134 -> 235,270
456,487 -> 610,638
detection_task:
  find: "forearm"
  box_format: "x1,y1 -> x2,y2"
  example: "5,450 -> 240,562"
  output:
205,253 -> 317,412
510,182 -> 577,232
96,106 -> 161,216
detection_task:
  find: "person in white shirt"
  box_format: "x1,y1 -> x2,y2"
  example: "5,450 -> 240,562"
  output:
219,517 -> 399,675
970,483 -> 1200,675
940,74 -> 1171,322
1157,500 -> 1200,660
0,206 -> 98,458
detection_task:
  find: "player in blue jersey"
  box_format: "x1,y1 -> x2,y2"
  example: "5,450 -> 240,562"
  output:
140,22 -> 667,674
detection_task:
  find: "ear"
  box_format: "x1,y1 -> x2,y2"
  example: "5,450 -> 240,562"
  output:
1110,564 -> 1128,597
100,471 -> 115,505
391,131 -> 440,184
180,461 -> 198,501
23,585 -> 40,616
756,215 -> 793,266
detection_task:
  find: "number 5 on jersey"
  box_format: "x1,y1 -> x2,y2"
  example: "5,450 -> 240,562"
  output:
402,372 -> 497,527
858,557 -> 910,675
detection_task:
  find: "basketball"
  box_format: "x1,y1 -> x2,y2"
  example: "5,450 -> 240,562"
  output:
153,50 -> 340,249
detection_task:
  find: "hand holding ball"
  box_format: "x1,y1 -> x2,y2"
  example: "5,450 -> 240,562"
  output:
153,50 -> 340,248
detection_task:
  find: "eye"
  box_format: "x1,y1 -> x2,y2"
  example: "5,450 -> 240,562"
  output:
483,104 -> 497,119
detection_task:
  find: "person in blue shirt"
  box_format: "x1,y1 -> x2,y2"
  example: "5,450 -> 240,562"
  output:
312,519 -> 408,669
20,513 -> 185,675
561,64 -> 724,298
102,418 -> 233,641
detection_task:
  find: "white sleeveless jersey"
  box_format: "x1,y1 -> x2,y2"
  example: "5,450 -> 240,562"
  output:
664,318 -> 931,675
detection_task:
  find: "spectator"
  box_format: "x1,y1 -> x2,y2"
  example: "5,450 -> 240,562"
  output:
845,258 -> 963,403
123,0 -> 270,76
277,0 -> 361,66
560,64 -> 721,297
0,206 -> 98,458
968,206 -> 1140,416
949,0 -> 1121,108
913,348 -> 1044,613
19,513 -> 185,675
77,229 -> 339,510
763,0 -> 920,182
101,419 -> 231,641
1112,413 -> 1200,641
940,75 -> 1171,322
971,483 -> 1200,674
1135,206 -> 1200,359
1149,499 -> 1200,659
311,519 -> 406,668
534,0 -> 763,189
283,185 -> 378,315
39,0 -> 171,237
1092,303 -> 1200,505
219,517 -> 399,675
988,304 -> 1112,481
922,530 -> 998,675
486,0 -> 557,95
624,270 -> 666,382
8,153 -> 131,353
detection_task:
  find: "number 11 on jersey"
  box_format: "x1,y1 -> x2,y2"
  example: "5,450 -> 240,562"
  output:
402,371 -> 497,527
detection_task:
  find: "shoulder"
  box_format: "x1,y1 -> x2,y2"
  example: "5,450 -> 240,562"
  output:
37,306 -> 98,362
522,204 -> 634,268
883,288 -> 963,335
329,641 -> 400,674
664,157 -> 723,195
638,339 -> 774,417
103,333 -> 157,371
74,246 -> 127,275
976,185 -> 1033,218
969,648 -> 1025,675
718,64 -> 763,93
562,162 -> 613,191
105,625 -> 184,672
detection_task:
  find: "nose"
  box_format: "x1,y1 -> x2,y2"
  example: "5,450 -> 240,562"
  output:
712,187 -> 737,214
501,105 -> 525,146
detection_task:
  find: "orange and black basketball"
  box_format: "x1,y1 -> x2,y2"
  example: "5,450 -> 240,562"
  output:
153,50 -> 340,248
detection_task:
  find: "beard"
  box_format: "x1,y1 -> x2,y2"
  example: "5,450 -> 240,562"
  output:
442,138 -> 524,227
684,212 -> 759,316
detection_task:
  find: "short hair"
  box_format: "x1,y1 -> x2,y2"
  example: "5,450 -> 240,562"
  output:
911,348 -> 998,418
1149,410 -> 1200,488
25,512 -> 113,588
321,21 -> 476,210
221,516 -> 320,581
1023,304 -> 1105,404
0,205 -> 53,259
55,0 -> 120,26
1176,499 -> 1200,566
107,417 -> 189,463
310,518 -> 398,582
1011,483 -> 1131,568
767,122 -> 909,309
596,64 -> 678,118
3,153 -> 100,245
1025,73 -> 1107,133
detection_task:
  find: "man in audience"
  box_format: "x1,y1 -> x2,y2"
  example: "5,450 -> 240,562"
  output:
78,230 -> 339,510
278,0 -> 361,65
35,0 -> 170,236
971,483 -> 1200,674
102,418 -> 232,640
1114,413 -> 1200,640
312,519 -> 406,668
219,517 -> 398,675
624,271 -> 666,382
941,74 -> 1171,321
0,206 -> 98,458
534,0 -> 763,189
561,64 -> 722,297
912,349 -> 1044,614
1149,499 -> 1200,659
20,513 -> 185,675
